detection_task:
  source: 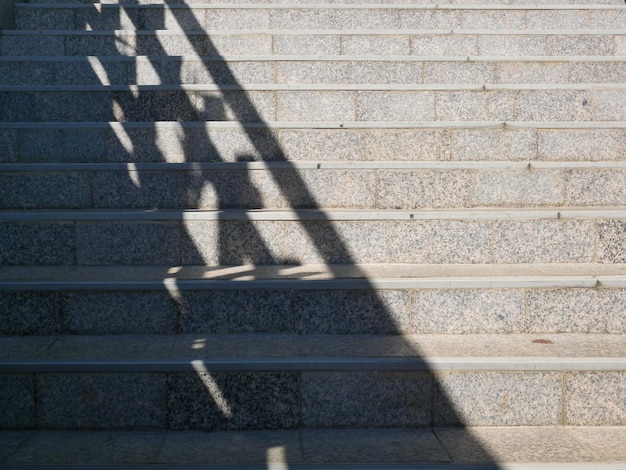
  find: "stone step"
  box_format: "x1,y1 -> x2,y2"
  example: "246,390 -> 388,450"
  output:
13,4 -> 626,31
2,55 -> 626,86
2,121 -> 625,164
1,333 -> 624,429
2,208 -> 626,266
2,29 -> 625,56
26,0 -> 626,5
2,263 -> 626,334
6,161 -> 626,210
1,84 -> 625,122
2,428 -> 626,467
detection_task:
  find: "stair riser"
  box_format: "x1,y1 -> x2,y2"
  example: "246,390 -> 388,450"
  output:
3,59 -> 626,86
4,168 -> 626,209
2,32 -> 625,56
2,88 -> 625,122
14,7 -> 626,31
3,218 -> 626,266
2,287 -> 626,336
2,127 -> 625,164
2,369 -> 624,430
22,0 -> 626,5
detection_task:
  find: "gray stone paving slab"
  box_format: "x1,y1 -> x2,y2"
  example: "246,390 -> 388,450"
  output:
566,170 -> 626,206
530,333 -> 626,356
526,10 -> 589,29
0,336 -> 57,359
464,10 -> 526,29
335,9 -> 399,29
358,91 -> 435,121
0,92 -> 37,122
617,36 -> 626,55
538,129 -> 626,161
65,34 -> 137,56
104,126 -> 184,163
517,89 -> 594,122
0,432 -> 30,463
376,170 -> 472,209
270,9 -> 334,30
497,61 -> 570,84
492,220 -> 596,263
473,170 -> 564,207
65,128 -> 106,162
0,130 -> 17,163
180,290 -> 293,333
435,371 -> 563,426
598,220 -> 626,264
5,431 -> 163,464
37,373 -> 168,429
412,334 -> 545,357
77,7 -> 139,30
435,427 -> 597,463
0,173 -> 92,210
452,128 -> 535,161
400,10 -> 460,29
279,129 -> 365,161
158,430 -> 301,464
594,89 -> 626,121
366,129 -> 451,161
0,62 -> 55,86
277,91 -> 353,122
546,35 -> 615,56
302,428 -> 450,463
15,7 -> 75,30
44,334 -> 175,359
273,34 -> 340,55
0,375 -> 35,429
75,222 -> 180,266
351,61 -> 423,84
0,222 -> 75,266
412,289 -> 525,334
436,90 -> 515,121
0,35 -> 65,56
570,61 -> 626,84
411,34 -> 478,56
18,128 -> 65,162
196,127 -> 278,162
568,427 -> 626,461
168,371 -> 299,430
565,371 -> 626,425
480,35 -> 546,56
294,289 -> 409,334
207,9 -> 269,30
590,9 -> 626,29
209,34 -> 273,55
424,61 -> 495,84
302,371 -> 433,428
0,292 -> 61,336
276,61 -> 350,84
343,34 -> 410,55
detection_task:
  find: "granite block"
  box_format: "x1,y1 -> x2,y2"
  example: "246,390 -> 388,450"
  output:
294,290 -> 410,334
104,126 -> 184,163
302,429 -> 449,463
424,62 -> 495,84
273,34 -> 340,55
0,432 -> 29,463
617,36 -> 626,55
546,35 -> 614,56
276,169 -> 376,208
192,127 -> 280,162
358,91 -> 435,121
411,35 -> 478,56
0,92 -> 37,122
464,10 -> 526,29
147,8 -> 205,30
168,372 -> 299,430
36,91 -> 113,122
0,376 -> 35,429
497,61 -> 570,84
435,372 -> 563,425
335,9 -> 399,29
158,430 -> 302,464
473,170 -> 564,206
598,220 -> 626,263
376,170 -> 472,209
19,129 -> 65,162
570,61 -> 626,83
15,7 -> 75,29
388,220 -> 492,264
208,34 -> 272,55
527,288 -> 626,333
302,371 -> 433,427
66,34 -> 137,56
206,9 -> 269,29
400,10 -> 460,28
198,91 -> 275,122
278,129 -> 365,161
342,34 -> 410,55
77,7 -> 139,30
568,427 -> 626,461
92,171 -> 187,208
365,129 -> 451,161
350,61 -> 422,84
517,90 -> 593,122
436,91 -> 515,121
6,431 -> 163,465
276,61 -> 350,84
180,290 -> 293,333
76,222 -> 180,265
63,291 -> 178,334
0,292 -> 61,335
413,289 -> 525,334
277,91 -> 354,122
566,372 -> 626,425
45,335 -> 175,360
526,10 -> 589,29
65,129 -> 106,162
180,61 -> 274,85
0,130 -> 17,163
37,374 -> 167,429
0,62 -> 54,86
182,220 -> 284,265
0,35 -> 65,56
589,9 -> 626,29
138,34 -> 204,56
538,129 -> 626,161
0,173 -> 92,210
131,59 -> 180,85
282,221 -> 388,264
566,170 -> 626,206
436,427 -> 597,463
493,220 -> 595,263
479,35 -> 546,56
270,9 -> 334,29
594,89 -> 626,121
0,222 -> 75,266
113,90 -> 197,122
452,128 -> 536,161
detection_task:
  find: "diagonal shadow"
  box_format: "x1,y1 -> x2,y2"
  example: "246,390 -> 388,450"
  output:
79,1 -> 501,465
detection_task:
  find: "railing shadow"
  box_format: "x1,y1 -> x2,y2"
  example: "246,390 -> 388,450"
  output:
83,1 -> 500,466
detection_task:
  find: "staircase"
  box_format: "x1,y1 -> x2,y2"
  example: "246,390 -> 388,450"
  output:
1,0 -> 626,466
